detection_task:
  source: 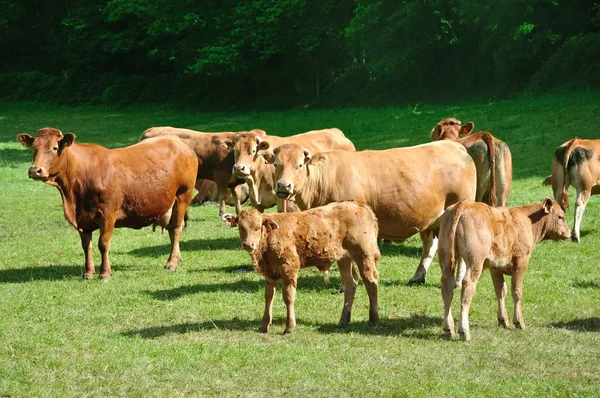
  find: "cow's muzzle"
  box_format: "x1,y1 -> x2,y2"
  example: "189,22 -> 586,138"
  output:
233,164 -> 250,178
242,241 -> 256,251
275,180 -> 294,199
28,166 -> 49,180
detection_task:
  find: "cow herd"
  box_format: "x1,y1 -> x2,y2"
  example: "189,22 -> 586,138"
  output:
17,121 -> 598,340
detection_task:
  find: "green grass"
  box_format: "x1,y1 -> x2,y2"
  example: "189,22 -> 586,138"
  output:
1,93 -> 599,397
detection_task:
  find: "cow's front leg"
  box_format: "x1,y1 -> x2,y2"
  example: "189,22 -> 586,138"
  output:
79,231 -> 95,280
407,230 -> 438,286
259,278 -> 277,333
511,258 -> 530,329
98,220 -> 115,281
281,273 -> 298,334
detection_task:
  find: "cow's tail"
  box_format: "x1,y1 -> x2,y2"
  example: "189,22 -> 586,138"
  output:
560,138 -> 580,209
481,132 -> 497,207
448,200 -> 467,275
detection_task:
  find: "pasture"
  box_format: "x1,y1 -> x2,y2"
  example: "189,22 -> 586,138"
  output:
1,93 -> 599,397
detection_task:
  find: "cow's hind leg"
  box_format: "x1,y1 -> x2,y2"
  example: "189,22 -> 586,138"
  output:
407,230 -> 438,286
337,257 -> 358,327
79,231 -> 95,280
572,189 -> 591,243
490,268 -> 510,328
166,193 -> 192,271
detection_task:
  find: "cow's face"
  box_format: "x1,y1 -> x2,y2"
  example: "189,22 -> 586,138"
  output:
222,209 -> 278,252
230,132 -> 270,178
17,127 -> 75,181
540,198 -> 572,240
431,118 -> 474,141
272,144 -> 313,200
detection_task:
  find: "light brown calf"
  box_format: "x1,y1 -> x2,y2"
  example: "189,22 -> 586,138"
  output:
547,138 -> 600,242
431,118 -> 513,206
18,128 -> 198,280
222,201 -> 380,334
272,141 -> 477,285
438,199 -> 571,341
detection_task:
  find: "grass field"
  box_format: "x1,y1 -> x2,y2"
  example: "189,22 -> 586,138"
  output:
0,93 -> 599,397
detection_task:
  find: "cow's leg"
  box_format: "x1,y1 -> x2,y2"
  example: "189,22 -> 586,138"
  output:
165,194 -> 191,271
337,257 -> 358,327
230,187 -> 242,215
407,230 -> 438,286
281,272 -> 298,334
511,258 -> 530,329
572,189 -> 591,243
355,255 -> 379,325
259,278 -> 277,333
440,257 -> 457,338
458,263 -> 483,341
490,268 -> 510,328
98,219 -> 115,281
79,231 -> 95,280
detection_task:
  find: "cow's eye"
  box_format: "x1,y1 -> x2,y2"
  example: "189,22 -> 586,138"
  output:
298,163 -> 303,168
52,146 -> 59,152
558,214 -> 565,221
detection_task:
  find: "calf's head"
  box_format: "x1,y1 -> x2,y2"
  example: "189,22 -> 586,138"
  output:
17,127 -> 75,182
222,209 -> 279,252
271,143 -> 325,200
536,197 -> 572,241
431,118 -> 474,141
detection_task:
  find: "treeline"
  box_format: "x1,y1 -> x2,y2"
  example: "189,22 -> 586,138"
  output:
1,0 -> 598,108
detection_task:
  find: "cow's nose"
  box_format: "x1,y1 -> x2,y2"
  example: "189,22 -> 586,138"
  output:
28,167 -> 45,179
242,242 -> 255,251
233,164 -> 249,176
276,180 -> 292,192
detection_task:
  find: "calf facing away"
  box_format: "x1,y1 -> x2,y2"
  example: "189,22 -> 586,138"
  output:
438,198 -> 571,341
222,201 -> 380,334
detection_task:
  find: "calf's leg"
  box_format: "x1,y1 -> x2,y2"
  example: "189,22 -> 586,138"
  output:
407,230 -> 438,285
355,255 -> 379,325
79,231 -> 95,280
259,279 -> 277,333
458,263 -> 483,341
511,258 -> 529,329
281,273 -> 298,334
337,257 -> 359,327
490,268 -> 510,328
440,255 -> 457,337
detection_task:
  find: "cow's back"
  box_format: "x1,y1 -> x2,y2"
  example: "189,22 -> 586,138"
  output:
286,128 -> 355,152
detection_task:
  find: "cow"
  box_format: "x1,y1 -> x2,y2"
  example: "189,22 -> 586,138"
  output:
271,140 -> 477,285
546,138 -> 600,242
438,198 -> 571,341
17,127 -> 198,280
221,128 -> 355,212
431,118 -> 513,207
192,179 -> 250,206
222,201 -> 380,334
140,127 -> 265,216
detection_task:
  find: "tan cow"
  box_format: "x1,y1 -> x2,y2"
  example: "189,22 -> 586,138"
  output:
222,128 -> 355,212
431,118 -> 513,206
438,199 -> 571,341
547,138 -> 600,242
140,127 -> 265,216
272,141 -> 477,285
222,201 -> 380,334
18,127 -> 198,280
192,179 -> 250,206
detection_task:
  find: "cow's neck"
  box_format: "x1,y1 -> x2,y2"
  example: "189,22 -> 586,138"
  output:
515,203 -> 546,244
296,165 -> 327,210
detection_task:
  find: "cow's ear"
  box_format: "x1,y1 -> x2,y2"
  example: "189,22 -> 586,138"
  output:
430,124 -> 442,140
264,219 -> 279,230
257,141 -> 270,151
221,213 -> 239,227
303,148 -> 312,163
17,133 -> 34,148
308,153 -> 327,167
542,175 -> 552,186
60,133 -> 76,148
220,138 -> 234,151
459,122 -> 475,137
543,197 -> 554,214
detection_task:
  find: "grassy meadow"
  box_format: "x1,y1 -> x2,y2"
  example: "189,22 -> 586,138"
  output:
0,93 -> 599,397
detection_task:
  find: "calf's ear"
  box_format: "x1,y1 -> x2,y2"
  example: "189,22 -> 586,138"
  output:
543,197 -> 554,214
221,213 -> 239,227
459,122 -> 475,137
264,219 -> 279,230
17,133 -> 34,148
60,133 -> 76,148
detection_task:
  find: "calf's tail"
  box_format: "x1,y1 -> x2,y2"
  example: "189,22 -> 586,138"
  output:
448,200 -> 467,275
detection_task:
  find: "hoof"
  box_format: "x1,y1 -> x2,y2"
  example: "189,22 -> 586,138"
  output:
99,274 -> 111,282
82,273 -> 94,280
164,265 -> 178,271
369,313 -> 379,325
407,278 -> 425,286
571,234 -> 580,243
498,318 -> 510,328
514,322 -> 526,330
283,327 -> 295,335
258,325 -> 269,333
443,328 -> 454,338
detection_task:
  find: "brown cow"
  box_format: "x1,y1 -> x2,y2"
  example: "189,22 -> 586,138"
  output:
222,201 -> 380,334
222,128 -> 355,212
192,179 -> 250,206
140,127 -> 265,216
548,138 -> 600,242
438,199 -> 571,341
18,127 -> 198,280
272,140 -> 477,285
431,118 -> 513,207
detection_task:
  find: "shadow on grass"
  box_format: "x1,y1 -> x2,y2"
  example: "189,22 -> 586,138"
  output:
313,314 -> 443,339
122,318 -> 258,339
0,265 -> 83,283
187,263 -> 256,274
572,280 -> 600,289
0,148 -> 31,166
379,241 -> 422,258
550,317 -> 600,332
128,237 -> 239,257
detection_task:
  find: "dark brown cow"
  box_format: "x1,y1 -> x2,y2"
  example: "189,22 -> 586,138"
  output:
140,127 -> 265,216
438,199 -> 571,341
192,179 -> 250,206
271,141 -> 477,285
18,127 -> 198,280
547,138 -> 600,242
222,128 -> 355,212
222,201 -> 380,334
431,118 -> 513,206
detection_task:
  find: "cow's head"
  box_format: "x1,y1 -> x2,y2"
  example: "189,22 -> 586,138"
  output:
537,197 -> 571,241
222,209 -> 278,252
224,130 -> 270,178
272,143 -> 325,200
17,127 -> 75,182
431,118 -> 474,141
